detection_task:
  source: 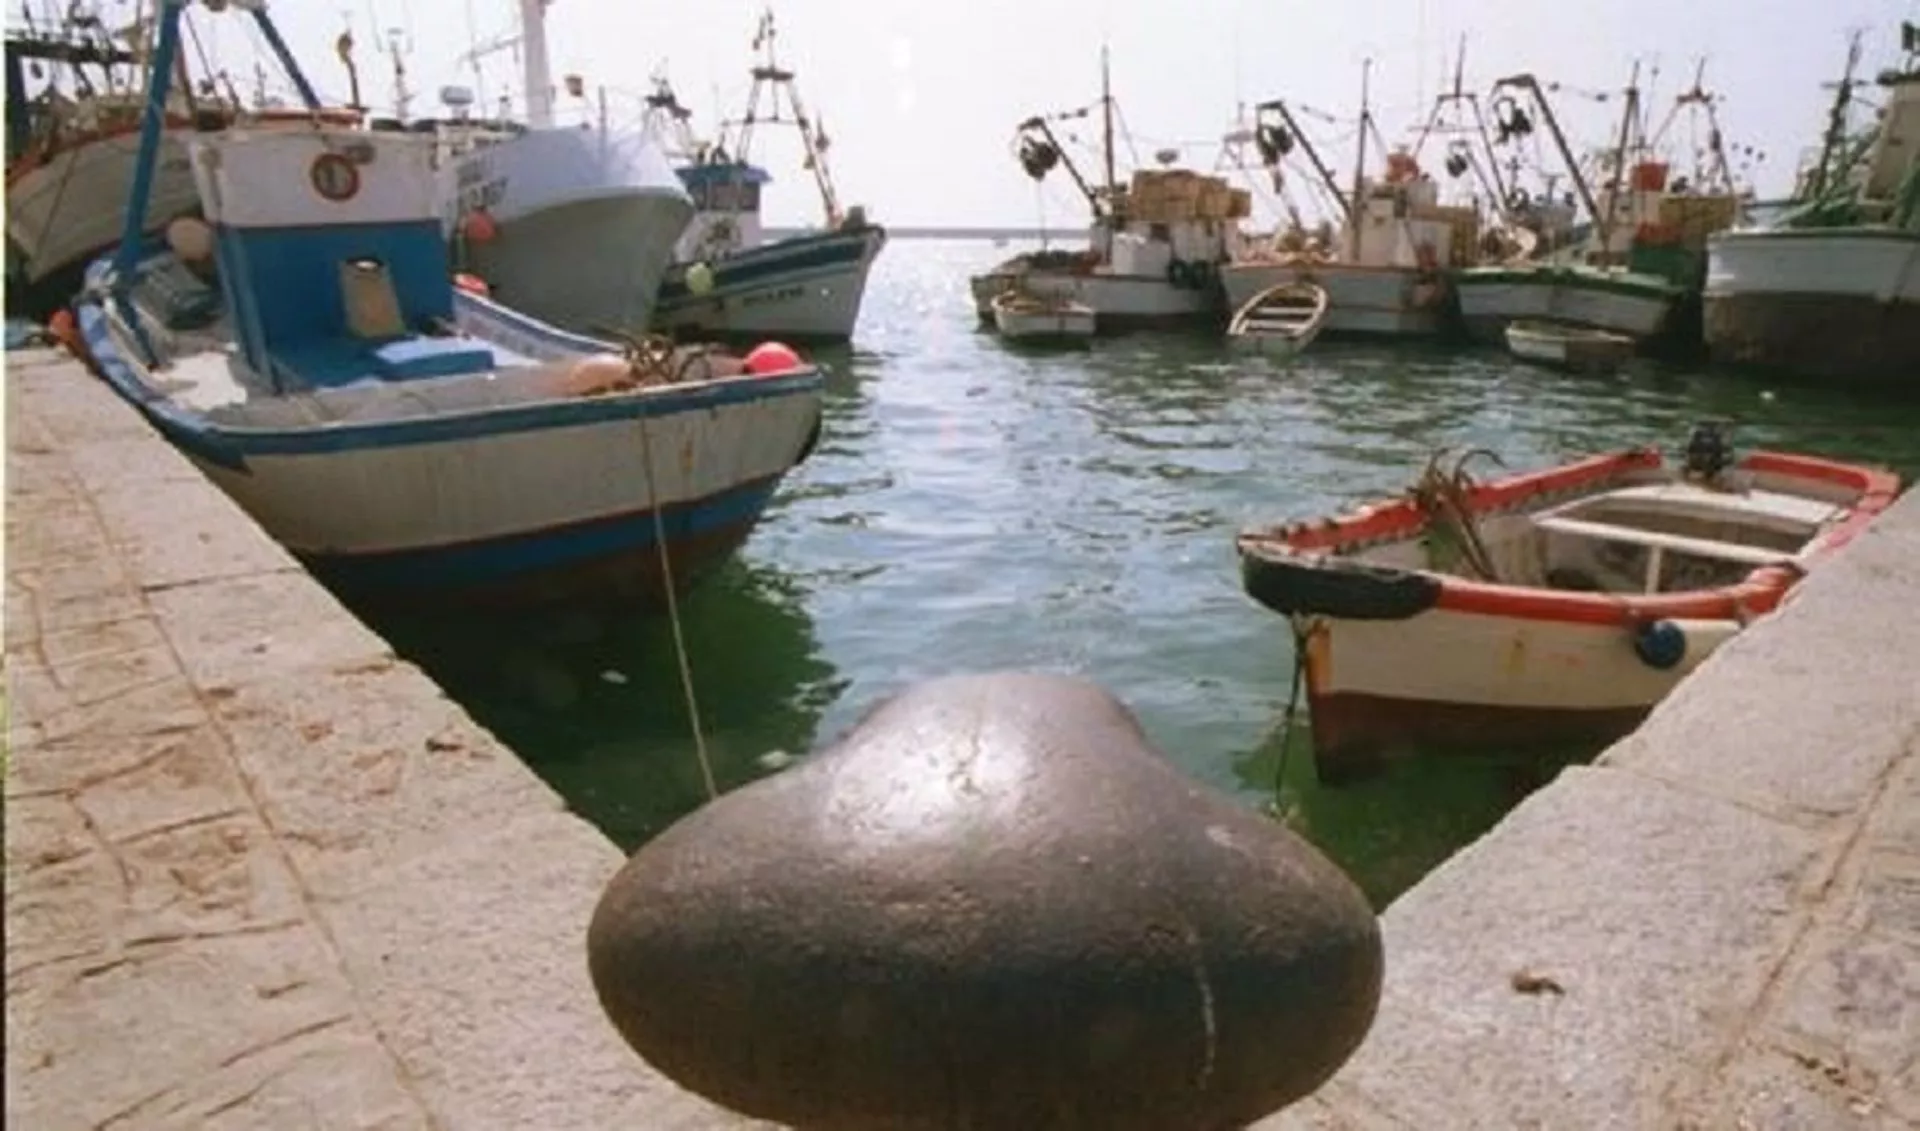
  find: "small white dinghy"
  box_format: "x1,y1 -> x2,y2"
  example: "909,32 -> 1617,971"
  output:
991,287 -> 1096,346
1504,319 -> 1636,375
1227,281 -> 1329,356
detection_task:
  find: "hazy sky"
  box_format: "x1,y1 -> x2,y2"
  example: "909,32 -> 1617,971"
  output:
49,0 -> 1920,224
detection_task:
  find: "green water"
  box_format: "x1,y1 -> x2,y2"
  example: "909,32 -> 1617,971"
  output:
373,240 -> 1920,908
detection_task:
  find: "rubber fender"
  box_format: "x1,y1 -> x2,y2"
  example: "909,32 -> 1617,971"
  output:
1631,617 -> 1742,672
1239,550 -> 1442,621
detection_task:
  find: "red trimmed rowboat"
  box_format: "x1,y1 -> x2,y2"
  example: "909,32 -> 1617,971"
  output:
1236,424 -> 1902,782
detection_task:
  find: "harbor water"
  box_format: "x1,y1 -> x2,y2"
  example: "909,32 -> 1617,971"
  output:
372,240 -> 1920,907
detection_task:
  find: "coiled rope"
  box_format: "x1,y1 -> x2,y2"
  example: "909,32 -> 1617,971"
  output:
1408,447 -> 1506,582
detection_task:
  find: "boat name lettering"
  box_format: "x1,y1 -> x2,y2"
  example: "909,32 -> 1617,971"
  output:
740,284 -> 804,307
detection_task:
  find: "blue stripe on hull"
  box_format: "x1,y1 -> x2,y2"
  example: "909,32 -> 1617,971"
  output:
656,228 -> 880,306
302,472 -> 787,596
74,281 -> 824,468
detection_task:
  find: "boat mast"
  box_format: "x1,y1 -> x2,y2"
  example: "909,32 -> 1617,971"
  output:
1254,99 -> 1351,219
1648,59 -> 1734,193
1409,35 -> 1511,208
112,0 -> 321,342
1100,44 -> 1116,203
518,0 -> 553,127
381,27 -> 412,121
1348,58 -> 1372,260
1809,31 -> 1864,199
1598,59 -> 1642,256
724,9 -> 843,227
1490,74 -> 1604,241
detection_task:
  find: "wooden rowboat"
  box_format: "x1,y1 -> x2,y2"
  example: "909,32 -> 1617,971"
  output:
1504,318 -> 1637,374
991,287 -> 1096,346
1227,281 -> 1329,356
1234,422 -> 1901,782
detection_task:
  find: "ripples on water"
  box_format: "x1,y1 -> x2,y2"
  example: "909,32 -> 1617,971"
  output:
375,241 -> 1920,908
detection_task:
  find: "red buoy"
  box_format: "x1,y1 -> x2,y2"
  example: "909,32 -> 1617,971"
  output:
453,272 -> 491,298
46,308 -> 98,373
742,340 -> 802,376
460,208 -> 498,243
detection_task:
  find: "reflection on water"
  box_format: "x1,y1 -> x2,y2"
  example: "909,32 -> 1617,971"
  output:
362,241 -> 1920,909
372,563 -> 842,849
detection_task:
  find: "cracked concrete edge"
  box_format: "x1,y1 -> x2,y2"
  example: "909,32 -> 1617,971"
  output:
6,352 -> 749,1128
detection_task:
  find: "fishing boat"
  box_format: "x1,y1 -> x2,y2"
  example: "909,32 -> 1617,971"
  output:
990,287 -> 1095,345
966,50 -> 1244,331
1703,27 -> 1920,387
1219,70 -> 1477,340
3,7 -> 360,318
1452,65 -> 1748,349
1503,319 -> 1635,374
643,15 -> 887,344
436,1 -> 694,337
1234,423 -> 1900,782
1227,281 -> 1328,355
74,1 -> 824,608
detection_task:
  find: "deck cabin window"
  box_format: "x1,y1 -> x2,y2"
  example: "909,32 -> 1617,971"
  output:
695,178 -> 762,213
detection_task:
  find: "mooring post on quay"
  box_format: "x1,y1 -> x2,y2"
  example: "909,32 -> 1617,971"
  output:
584,671 -> 1383,1130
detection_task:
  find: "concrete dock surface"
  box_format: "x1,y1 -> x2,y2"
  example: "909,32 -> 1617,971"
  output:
4,348 -> 756,1129
7,344 -> 1918,1129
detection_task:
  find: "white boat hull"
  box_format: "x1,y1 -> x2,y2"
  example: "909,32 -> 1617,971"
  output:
1220,263 -> 1443,337
453,127 -> 695,336
1229,328 -> 1317,357
968,268 -> 1215,330
1504,323 -> 1634,373
1304,604 -> 1736,776
1227,283 -> 1329,357
1453,270 -> 1678,342
1237,447 -> 1897,780
6,126 -> 201,286
80,283 -> 822,603
993,304 -> 1096,342
1703,228 -> 1920,385
653,225 -> 886,342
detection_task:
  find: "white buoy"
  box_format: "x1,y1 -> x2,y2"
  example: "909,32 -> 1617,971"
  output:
686,261 -> 716,296
165,216 -> 214,262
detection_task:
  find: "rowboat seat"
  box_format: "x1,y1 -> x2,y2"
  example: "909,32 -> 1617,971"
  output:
1532,514 -> 1792,567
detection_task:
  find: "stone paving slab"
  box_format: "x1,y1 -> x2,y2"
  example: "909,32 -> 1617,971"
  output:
4,350 -> 752,1130
1259,486 -> 1920,1131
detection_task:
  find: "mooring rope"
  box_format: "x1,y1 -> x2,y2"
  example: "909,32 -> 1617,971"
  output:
623,335 -> 719,802
1269,615 -> 1314,820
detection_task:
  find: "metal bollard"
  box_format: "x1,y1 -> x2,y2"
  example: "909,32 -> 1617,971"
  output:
588,672 -> 1382,1130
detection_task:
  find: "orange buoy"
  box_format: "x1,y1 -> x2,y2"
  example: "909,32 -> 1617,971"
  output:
453,271 -> 491,298
47,308 -> 98,372
460,208 -> 498,243
742,341 -> 802,375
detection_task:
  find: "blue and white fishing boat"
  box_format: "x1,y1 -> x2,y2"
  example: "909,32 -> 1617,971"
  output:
641,13 -> 886,344
72,0 -> 825,607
